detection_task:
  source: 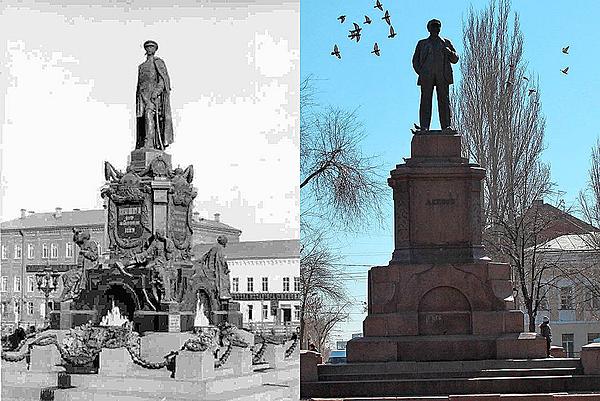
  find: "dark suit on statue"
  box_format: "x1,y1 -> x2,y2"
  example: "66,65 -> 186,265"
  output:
412,35 -> 459,130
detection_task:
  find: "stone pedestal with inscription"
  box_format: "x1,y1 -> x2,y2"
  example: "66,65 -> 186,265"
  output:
346,131 -> 546,362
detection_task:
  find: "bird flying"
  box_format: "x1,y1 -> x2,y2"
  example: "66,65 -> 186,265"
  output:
374,0 -> 383,11
522,76 -> 529,81
528,88 -> 536,96
348,22 -> 362,42
382,10 -> 391,25
338,15 -> 346,23
562,46 -> 570,54
372,42 -> 380,56
388,25 -> 396,38
331,44 -> 341,59
561,67 -> 569,75
348,31 -> 361,42
364,15 -> 372,24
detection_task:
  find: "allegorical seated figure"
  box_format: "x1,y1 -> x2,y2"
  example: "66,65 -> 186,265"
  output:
58,229 -> 99,302
131,229 -> 178,303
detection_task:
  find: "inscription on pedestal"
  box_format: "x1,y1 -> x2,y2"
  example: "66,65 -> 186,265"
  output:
171,205 -> 188,243
168,314 -> 181,332
117,205 -> 143,239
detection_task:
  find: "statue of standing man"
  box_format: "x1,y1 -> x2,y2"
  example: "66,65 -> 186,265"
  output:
136,40 -> 174,150
412,19 -> 459,132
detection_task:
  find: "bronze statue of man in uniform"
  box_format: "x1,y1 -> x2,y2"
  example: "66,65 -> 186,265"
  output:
412,19 -> 459,131
136,40 -> 174,149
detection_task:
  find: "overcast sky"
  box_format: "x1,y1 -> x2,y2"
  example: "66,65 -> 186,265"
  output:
0,0 -> 299,241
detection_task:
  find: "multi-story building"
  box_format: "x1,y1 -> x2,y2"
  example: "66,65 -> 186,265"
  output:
531,232 -> 600,357
194,239 -> 300,332
0,207 -> 240,333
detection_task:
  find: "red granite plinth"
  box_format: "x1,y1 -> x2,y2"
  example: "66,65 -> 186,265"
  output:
346,132 -> 547,363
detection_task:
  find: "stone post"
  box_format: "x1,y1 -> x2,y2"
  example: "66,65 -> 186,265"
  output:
175,350 -> 215,380
29,345 -> 65,373
222,330 -> 254,375
581,343 -> 600,375
99,348 -> 136,376
264,343 -> 285,369
300,351 -> 322,382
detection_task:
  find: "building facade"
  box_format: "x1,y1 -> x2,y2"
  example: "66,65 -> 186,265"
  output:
528,233 -> 600,357
194,239 -> 300,333
0,207 -> 240,333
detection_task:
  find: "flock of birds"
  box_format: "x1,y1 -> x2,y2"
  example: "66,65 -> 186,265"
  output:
522,45 -> 570,98
330,0 -> 395,59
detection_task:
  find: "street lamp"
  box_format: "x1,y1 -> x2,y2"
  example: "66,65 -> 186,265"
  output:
35,265 -> 60,327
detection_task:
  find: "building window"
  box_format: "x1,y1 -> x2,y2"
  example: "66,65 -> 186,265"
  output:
97,244 -> 102,258
294,305 -> 301,321
27,244 -> 34,259
262,277 -> 269,292
247,277 -> 254,292
248,305 -> 253,321
1,245 -> 7,259
588,333 -> 600,344
66,242 -> 73,258
1,277 -> 7,292
232,277 -> 239,293
283,277 -> 290,292
14,276 -> 21,292
14,244 -> 22,259
14,299 -> 21,315
560,286 -> 573,310
42,244 -> 49,259
1,302 -> 6,315
562,333 -> 574,357
27,276 -> 35,293
262,304 -> 268,320
27,301 -> 34,315
294,277 -> 300,292
50,243 -> 58,259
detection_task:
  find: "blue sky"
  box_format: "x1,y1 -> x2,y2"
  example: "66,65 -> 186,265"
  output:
301,0 -> 600,342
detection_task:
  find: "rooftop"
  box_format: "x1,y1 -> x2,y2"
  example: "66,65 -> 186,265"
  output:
1,208 -> 240,233
538,232 -> 600,252
1,209 -> 105,231
193,239 -> 299,260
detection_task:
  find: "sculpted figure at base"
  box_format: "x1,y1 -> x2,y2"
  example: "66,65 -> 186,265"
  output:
199,235 -> 232,301
412,19 -> 459,131
58,229 -> 99,302
136,40 -> 173,150
132,229 -> 178,303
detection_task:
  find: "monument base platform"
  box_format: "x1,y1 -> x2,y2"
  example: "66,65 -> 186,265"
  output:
301,356 -> 600,399
346,332 -> 547,362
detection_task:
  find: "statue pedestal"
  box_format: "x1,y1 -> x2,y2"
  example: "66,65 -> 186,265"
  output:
346,131 -> 546,362
129,148 -> 171,174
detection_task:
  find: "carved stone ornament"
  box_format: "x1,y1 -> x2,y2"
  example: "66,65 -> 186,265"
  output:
140,154 -> 171,179
102,167 -> 152,254
168,166 -> 196,257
